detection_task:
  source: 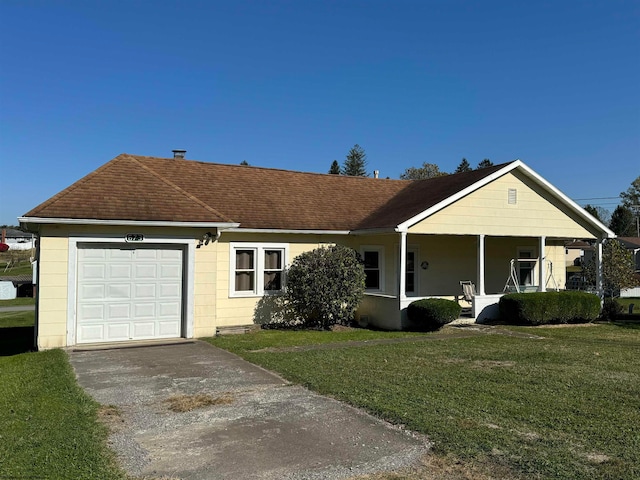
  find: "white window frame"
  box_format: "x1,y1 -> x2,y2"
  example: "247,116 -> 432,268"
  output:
361,245 -> 385,293
517,246 -> 537,287
229,243 -> 288,297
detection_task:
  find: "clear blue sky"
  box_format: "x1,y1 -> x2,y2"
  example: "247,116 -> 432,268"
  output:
1,0 -> 638,226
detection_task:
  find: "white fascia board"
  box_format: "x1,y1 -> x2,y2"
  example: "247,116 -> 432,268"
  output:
19,217 -> 240,229
514,162 -> 616,239
396,162 -> 522,232
350,228 -> 398,235
223,228 -> 351,235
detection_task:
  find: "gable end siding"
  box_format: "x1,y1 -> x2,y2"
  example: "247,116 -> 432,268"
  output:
408,170 -> 598,238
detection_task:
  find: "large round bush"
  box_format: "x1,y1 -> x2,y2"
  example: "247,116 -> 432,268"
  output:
285,245 -> 366,330
406,298 -> 461,331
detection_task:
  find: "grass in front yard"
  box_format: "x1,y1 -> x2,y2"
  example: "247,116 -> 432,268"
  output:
0,309 -> 35,328
0,349 -> 126,479
208,325 -> 640,479
0,297 -> 36,307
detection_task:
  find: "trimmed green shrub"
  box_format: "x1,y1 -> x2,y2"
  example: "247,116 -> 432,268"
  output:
499,291 -> 600,325
285,245 -> 366,330
406,298 -> 462,331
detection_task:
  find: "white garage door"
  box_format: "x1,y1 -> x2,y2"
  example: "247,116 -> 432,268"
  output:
76,245 -> 184,344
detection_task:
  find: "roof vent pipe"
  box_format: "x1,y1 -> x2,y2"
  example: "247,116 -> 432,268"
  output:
374,170 -> 379,179
172,149 -> 187,159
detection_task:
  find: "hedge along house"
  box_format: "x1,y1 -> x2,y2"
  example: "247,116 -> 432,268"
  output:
20,153 -> 614,349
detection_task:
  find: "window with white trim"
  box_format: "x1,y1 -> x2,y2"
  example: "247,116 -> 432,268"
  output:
361,246 -> 385,292
230,243 -> 288,296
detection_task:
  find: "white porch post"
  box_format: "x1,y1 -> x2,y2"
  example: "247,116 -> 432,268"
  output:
399,231 -> 407,300
538,236 -> 546,292
477,234 -> 486,295
596,238 -> 604,298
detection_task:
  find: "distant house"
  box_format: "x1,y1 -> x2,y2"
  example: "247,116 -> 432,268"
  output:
617,237 -> 640,272
1,228 -> 35,250
20,153 -> 614,350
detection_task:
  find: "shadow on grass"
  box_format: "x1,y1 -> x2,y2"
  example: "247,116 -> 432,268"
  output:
0,326 -> 36,356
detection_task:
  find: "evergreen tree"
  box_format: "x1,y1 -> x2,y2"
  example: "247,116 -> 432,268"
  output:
454,158 -> 472,173
477,158 -> 494,169
342,144 -> 368,176
328,160 -> 341,174
240,160 -> 249,166
400,163 -> 448,180
609,205 -> 635,237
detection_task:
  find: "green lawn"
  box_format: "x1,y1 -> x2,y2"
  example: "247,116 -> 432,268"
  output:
0,349 -> 126,479
0,309 -> 35,328
208,324 -> 640,479
0,297 -> 35,307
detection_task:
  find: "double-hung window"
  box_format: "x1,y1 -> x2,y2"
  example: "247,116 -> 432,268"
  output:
231,243 -> 287,296
361,246 -> 385,292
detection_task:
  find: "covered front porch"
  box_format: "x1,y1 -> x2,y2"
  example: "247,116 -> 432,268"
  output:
355,232 -> 605,330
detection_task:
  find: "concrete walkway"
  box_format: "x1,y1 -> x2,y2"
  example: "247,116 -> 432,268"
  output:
69,341 -> 430,480
0,305 -> 35,312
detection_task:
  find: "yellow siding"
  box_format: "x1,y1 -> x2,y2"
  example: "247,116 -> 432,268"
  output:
36,233 -> 69,349
409,170 -> 598,238
193,244 -> 217,338
214,232 -> 348,328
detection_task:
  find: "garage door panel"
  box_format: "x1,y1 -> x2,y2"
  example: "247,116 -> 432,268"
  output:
109,249 -> 134,260
135,284 -> 157,298
79,284 -> 106,301
158,321 -> 180,336
135,264 -> 158,279
82,264 -> 106,280
159,282 -> 180,297
107,284 -> 131,299
77,245 -> 183,344
158,302 -> 180,317
132,322 -> 155,338
78,324 -> 105,342
109,264 -> 132,279
106,323 -> 130,341
78,304 -> 104,321
107,303 -> 130,319
134,303 -> 156,317
161,249 -> 182,260
160,264 -> 181,278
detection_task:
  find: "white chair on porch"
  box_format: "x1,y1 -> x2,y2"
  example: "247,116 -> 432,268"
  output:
458,281 -> 475,315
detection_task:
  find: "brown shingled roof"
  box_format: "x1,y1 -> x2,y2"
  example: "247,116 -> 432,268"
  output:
23,154 -> 513,230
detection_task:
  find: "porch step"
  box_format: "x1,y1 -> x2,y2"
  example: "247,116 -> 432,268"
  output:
216,325 -> 253,336
450,317 -> 476,326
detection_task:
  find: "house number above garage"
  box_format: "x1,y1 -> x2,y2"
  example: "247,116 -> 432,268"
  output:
124,233 -> 144,242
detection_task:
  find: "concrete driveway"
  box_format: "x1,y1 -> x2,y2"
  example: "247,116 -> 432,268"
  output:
69,340 -> 430,480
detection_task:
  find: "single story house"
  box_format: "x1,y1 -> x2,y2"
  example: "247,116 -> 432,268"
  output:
1,228 -> 36,250
20,153 -> 614,350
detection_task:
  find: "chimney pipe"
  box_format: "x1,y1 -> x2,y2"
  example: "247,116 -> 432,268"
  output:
373,170 -> 379,179
172,149 -> 187,159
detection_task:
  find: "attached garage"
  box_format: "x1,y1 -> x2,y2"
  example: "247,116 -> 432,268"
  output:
75,244 -> 185,344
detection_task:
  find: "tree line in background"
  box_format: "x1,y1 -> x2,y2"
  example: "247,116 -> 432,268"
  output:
328,144 -> 494,179
584,176 -> 640,237
245,143 -> 639,239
